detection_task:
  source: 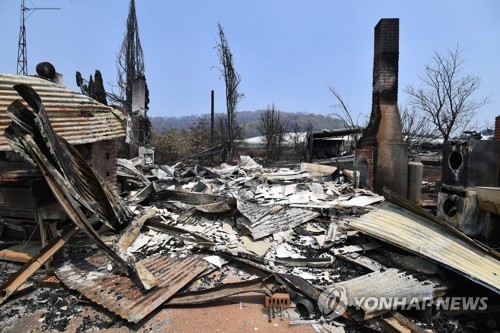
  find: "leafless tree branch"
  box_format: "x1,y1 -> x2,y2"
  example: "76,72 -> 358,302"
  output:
405,45 -> 489,141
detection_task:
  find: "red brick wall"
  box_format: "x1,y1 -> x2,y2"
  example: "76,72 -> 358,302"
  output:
76,140 -> 117,188
495,116 -> 500,141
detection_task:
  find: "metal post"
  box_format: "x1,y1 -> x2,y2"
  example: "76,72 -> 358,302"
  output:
210,90 -> 214,147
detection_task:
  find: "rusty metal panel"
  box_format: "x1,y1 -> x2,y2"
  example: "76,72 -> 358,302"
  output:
349,202 -> 500,294
55,253 -> 211,323
336,268 -> 433,320
5,84 -> 132,229
0,74 -> 126,151
4,85 -> 143,279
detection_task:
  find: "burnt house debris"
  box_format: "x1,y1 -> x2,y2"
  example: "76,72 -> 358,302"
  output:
1,20 -> 500,333
0,72 -> 126,245
437,138 -> 500,238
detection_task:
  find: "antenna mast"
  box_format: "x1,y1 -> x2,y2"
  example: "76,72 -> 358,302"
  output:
17,0 -> 60,75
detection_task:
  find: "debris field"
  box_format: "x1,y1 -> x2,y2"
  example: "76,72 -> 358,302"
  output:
0,85 -> 499,333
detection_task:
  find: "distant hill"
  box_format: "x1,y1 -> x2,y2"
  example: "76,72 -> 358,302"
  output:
151,110 -> 346,138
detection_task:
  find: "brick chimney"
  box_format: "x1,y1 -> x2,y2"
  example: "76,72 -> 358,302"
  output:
355,18 -> 408,197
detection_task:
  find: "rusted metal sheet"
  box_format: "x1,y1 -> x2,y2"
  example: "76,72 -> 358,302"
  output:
476,187 -> 500,215
0,226 -> 79,305
237,200 -> 319,239
5,85 -> 132,229
336,268 -> 433,320
1,85 -> 162,289
0,74 -> 126,151
55,252 -> 212,323
4,87 -> 129,267
349,201 -> 500,294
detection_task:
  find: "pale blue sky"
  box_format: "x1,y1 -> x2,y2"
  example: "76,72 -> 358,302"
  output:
0,0 -> 498,126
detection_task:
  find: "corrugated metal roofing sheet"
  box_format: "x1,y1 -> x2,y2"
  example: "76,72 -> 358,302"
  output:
349,202 -> 500,294
0,74 -> 126,151
337,268 -> 434,320
55,252 -> 212,323
237,200 -> 319,239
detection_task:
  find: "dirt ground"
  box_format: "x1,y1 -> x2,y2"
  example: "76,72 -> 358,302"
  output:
0,290 -> 316,333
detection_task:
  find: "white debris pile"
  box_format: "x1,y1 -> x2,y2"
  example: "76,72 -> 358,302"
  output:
115,156 -> 386,289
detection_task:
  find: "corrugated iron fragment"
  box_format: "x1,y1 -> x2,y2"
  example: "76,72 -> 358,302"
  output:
237,200 -> 319,239
349,202 -> 500,294
2,85 -> 161,288
336,268 -> 434,320
55,252 -> 211,323
0,74 -> 126,151
5,85 -> 132,230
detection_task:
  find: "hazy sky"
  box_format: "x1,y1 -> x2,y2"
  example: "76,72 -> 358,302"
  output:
0,0 -> 498,126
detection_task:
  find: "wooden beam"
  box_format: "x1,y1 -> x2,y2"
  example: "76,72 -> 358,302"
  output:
0,226 -> 78,305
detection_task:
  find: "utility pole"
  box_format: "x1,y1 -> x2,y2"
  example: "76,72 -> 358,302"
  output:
210,90 -> 215,147
17,0 -> 60,75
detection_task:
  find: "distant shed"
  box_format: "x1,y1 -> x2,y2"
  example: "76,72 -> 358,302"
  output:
308,127 -> 363,158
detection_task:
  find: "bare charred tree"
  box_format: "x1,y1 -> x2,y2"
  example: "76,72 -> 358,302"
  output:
111,0 -> 146,114
328,87 -> 365,152
214,114 -> 228,161
482,119 -> 494,140
189,117 -> 211,154
75,71 -> 87,94
258,104 -> 287,161
400,105 -> 437,150
216,23 -> 244,163
110,0 -> 151,157
214,113 -> 243,161
301,119 -> 313,162
291,120 -> 304,160
405,45 -> 489,142
93,70 -> 108,105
